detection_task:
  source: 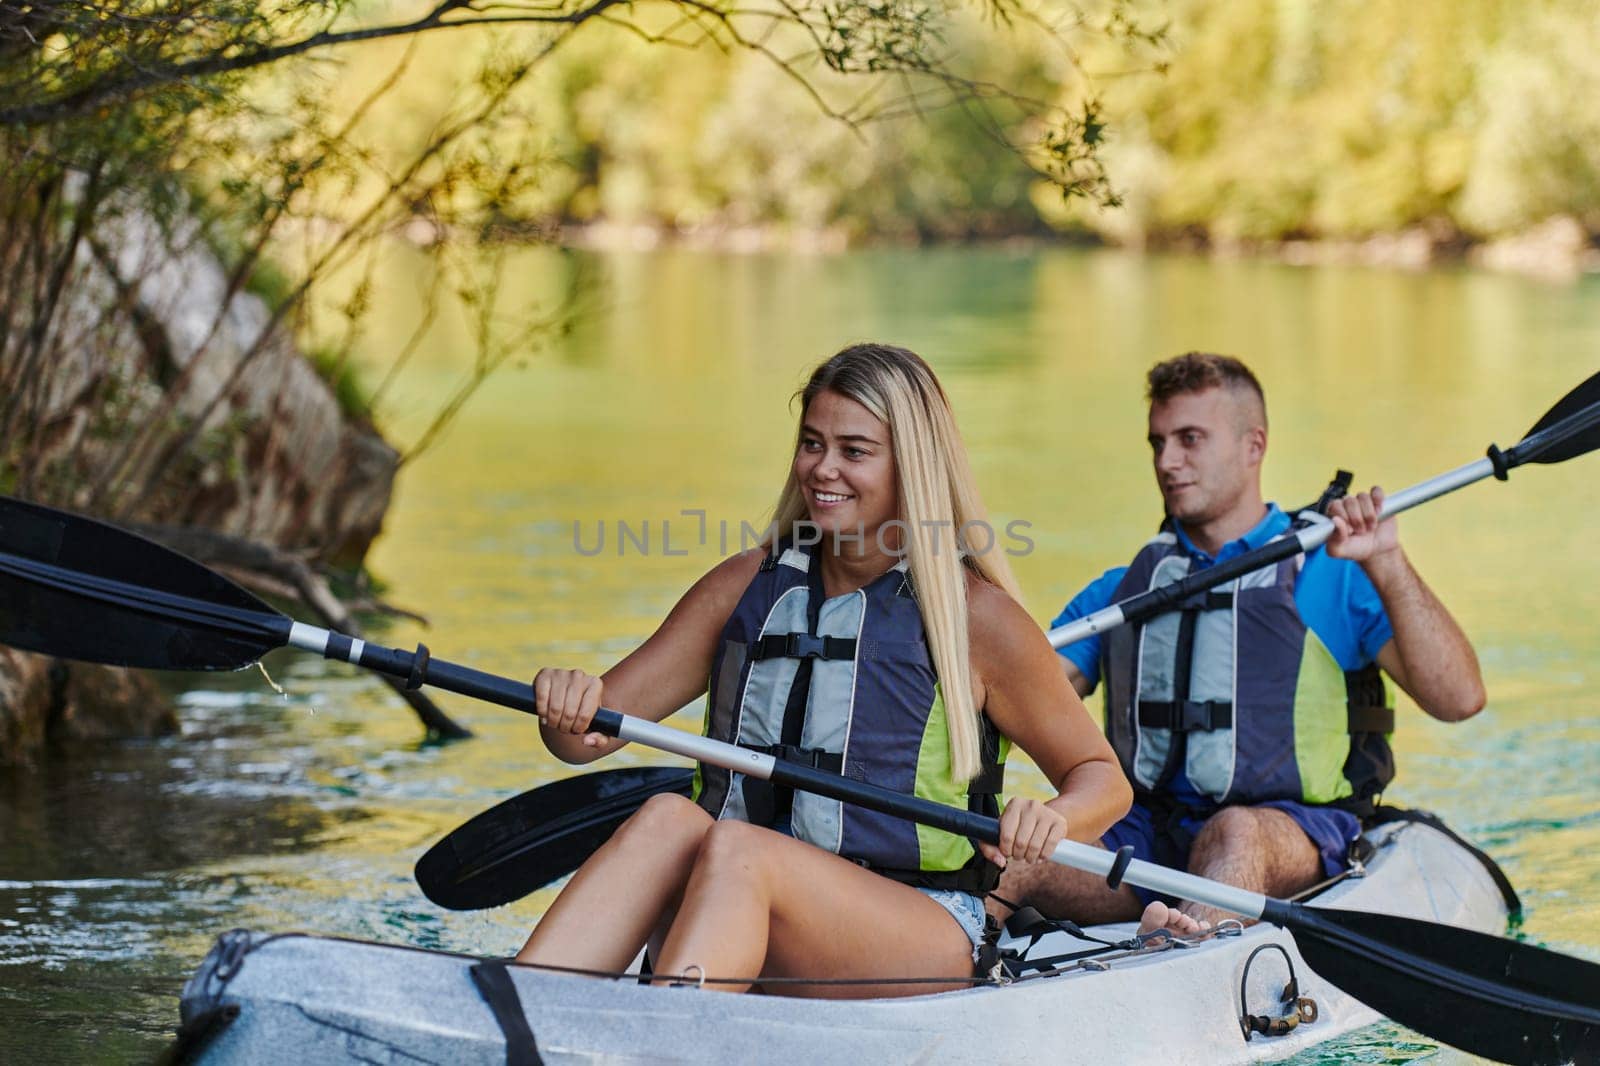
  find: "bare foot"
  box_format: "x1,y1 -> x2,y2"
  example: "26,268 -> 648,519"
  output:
1136,900 -> 1210,937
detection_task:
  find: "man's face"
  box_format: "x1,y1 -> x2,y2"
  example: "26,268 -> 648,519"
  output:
1147,386 -> 1262,528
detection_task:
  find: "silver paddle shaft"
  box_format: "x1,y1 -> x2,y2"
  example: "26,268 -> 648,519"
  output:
601,711 -> 1273,921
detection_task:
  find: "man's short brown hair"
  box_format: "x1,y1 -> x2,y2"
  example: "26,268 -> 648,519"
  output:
1146,352 -> 1267,428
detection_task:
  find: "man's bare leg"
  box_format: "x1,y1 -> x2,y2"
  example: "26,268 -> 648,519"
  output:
1179,806 -> 1321,927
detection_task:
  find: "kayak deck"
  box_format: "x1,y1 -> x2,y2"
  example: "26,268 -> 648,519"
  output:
175,819 -> 1510,1065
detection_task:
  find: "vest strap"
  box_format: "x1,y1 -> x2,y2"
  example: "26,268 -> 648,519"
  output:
1138,699 -> 1234,732
1346,704 -> 1395,734
748,633 -> 857,662
1343,664 -> 1393,734
469,962 -> 545,1066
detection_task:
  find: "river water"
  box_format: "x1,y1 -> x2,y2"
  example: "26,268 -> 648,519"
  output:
2,246 -> 1598,1062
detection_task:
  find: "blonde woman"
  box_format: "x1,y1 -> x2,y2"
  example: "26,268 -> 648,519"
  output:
518,343 -> 1132,995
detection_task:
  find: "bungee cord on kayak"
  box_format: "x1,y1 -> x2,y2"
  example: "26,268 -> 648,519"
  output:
1237,943 -> 1319,1041
501,916 -> 1232,989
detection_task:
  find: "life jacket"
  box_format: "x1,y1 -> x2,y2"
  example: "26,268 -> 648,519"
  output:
692,540 -> 1007,892
1101,528 -> 1395,813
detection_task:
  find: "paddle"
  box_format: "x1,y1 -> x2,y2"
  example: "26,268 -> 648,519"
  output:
414,766 -> 693,910
1047,369 -> 1600,648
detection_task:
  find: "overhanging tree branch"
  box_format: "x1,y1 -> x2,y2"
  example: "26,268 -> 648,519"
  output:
0,0 -> 628,127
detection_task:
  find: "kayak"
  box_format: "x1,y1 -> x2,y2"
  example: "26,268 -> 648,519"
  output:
172,814 -> 1514,1065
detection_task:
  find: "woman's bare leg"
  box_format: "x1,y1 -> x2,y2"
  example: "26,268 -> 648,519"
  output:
516,793 -> 713,971
652,819 -> 976,998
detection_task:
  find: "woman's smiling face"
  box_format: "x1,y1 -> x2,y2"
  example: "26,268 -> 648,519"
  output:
793,389 -> 899,543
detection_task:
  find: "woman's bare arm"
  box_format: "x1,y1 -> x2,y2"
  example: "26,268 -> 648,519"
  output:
538,548 -> 764,763
967,579 -> 1132,860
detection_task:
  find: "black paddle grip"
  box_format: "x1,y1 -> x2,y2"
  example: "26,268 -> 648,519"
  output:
422,657 -> 539,714
1487,443 -> 1510,481
406,643 -> 430,690
354,643 -> 539,715
1116,534 -> 1303,629
1105,844 -> 1136,890
1259,897 -> 1297,927
588,708 -> 624,738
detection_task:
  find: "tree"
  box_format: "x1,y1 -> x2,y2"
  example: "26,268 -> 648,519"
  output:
1,0 -> 1163,512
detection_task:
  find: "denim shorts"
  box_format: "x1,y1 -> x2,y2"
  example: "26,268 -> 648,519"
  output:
917,888 -> 987,961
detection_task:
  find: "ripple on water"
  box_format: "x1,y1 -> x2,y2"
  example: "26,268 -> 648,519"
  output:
1282,1020 -> 1484,1064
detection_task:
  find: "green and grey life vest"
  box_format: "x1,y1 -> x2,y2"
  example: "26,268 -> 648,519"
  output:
1102,529 -> 1395,812
692,540 -> 1007,891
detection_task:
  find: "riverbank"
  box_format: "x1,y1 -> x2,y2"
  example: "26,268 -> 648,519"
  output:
550,214 -> 1600,282
0,199 -> 404,767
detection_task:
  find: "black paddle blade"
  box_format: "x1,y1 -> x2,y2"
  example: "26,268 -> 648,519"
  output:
0,495 -> 287,670
416,766 -> 696,910
1511,369 -> 1600,467
1288,905 -> 1600,1065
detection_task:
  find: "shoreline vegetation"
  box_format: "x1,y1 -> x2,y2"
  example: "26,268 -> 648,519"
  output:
497,214 -> 1600,282
459,0 -> 1600,284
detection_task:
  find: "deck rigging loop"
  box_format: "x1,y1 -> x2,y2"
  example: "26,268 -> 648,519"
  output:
508,957 -> 1005,990
1238,942 -> 1319,1042
664,964 -> 708,990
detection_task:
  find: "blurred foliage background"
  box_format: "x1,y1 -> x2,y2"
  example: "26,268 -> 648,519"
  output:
1075,0 -> 1600,247
291,0 -> 1600,248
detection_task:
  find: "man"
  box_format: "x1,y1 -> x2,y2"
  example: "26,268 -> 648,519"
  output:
997,352 -> 1485,932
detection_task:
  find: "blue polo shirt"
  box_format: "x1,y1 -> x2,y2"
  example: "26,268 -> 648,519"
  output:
1054,504 -> 1395,808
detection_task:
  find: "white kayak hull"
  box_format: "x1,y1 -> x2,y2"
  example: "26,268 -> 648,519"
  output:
174,819 -> 1511,1065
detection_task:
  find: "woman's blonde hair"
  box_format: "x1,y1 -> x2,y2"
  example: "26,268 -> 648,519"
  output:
767,343 -> 1021,783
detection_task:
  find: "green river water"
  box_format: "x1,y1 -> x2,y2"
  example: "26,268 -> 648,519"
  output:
2,246 -> 1598,1062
